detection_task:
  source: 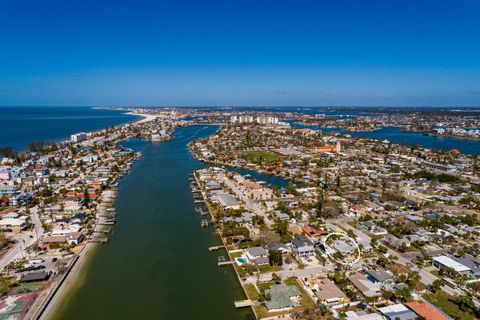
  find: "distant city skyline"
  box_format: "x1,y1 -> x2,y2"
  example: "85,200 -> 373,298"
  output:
1,0 -> 479,106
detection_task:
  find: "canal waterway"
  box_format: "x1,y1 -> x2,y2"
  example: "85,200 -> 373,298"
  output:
54,125 -> 255,320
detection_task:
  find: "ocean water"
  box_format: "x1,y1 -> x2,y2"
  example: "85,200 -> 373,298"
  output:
0,106 -> 142,151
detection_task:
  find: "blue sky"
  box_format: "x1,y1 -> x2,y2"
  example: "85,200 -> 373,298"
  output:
1,0 -> 479,106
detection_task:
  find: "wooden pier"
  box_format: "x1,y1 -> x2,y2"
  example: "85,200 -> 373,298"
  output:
98,220 -> 116,225
218,261 -> 235,266
208,245 -> 224,251
234,300 -> 254,308
90,238 -> 108,244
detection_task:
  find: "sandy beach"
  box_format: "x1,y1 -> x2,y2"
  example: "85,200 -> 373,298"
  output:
125,112 -> 159,123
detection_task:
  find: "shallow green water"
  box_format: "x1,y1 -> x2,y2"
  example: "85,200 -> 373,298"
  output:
55,126 -> 255,320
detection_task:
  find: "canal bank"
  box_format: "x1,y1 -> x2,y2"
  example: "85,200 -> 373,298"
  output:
52,125 -> 255,320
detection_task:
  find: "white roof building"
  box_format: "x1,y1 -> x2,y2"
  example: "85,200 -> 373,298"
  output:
433,255 -> 471,273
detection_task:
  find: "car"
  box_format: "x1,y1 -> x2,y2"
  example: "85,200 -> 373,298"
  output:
52,258 -> 58,262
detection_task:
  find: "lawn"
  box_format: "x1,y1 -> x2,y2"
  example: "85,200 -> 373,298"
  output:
243,283 -> 260,301
257,281 -> 276,295
243,150 -> 282,163
254,277 -> 317,319
258,265 -> 282,273
423,290 -> 476,320
229,251 -> 243,259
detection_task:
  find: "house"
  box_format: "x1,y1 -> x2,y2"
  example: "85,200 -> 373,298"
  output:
377,304 -> 418,320
345,311 -> 383,320
269,243 -> 290,254
274,211 -> 290,221
213,194 -> 241,210
366,269 -> 393,285
382,234 -> 410,249
312,278 -> 347,305
302,225 -> 328,240
405,301 -> 448,320
432,255 -> 472,277
264,283 -> 301,312
0,185 -> 16,196
451,256 -> 480,277
291,236 -> 315,259
245,246 -> 269,266
332,239 -> 357,254
42,232 -> 84,247
348,273 -> 381,298
0,214 -> 27,233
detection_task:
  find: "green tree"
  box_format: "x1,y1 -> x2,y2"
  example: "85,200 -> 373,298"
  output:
268,250 -> 283,266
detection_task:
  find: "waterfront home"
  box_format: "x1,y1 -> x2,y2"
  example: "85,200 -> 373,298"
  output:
42,232 -> 84,247
245,246 -> 269,266
212,193 -> 241,210
291,235 -> 315,259
264,283 -> 301,312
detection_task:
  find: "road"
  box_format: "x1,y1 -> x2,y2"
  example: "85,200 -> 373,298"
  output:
0,206 -> 45,272
223,177 -> 273,227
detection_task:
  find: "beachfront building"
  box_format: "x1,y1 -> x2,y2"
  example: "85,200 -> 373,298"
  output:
70,132 -> 87,143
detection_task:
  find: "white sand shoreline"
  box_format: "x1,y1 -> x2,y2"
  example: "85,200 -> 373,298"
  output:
125,112 -> 159,123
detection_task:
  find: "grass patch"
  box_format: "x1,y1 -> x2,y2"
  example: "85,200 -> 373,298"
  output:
229,251 -> 243,259
430,270 -> 441,278
423,290 -> 476,320
243,150 -> 282,164
234,264 -> 247,277
257,281 -> 276,295
258,265 -> 282,273
244,283 -> 260,301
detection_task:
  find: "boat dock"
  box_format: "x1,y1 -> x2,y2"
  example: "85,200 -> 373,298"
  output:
208,245 -> 224,251
90,237 -> 108,244
234,300 -> 254,308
